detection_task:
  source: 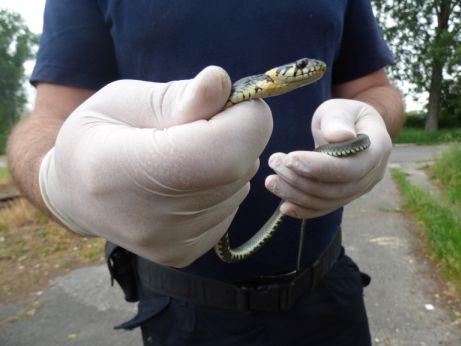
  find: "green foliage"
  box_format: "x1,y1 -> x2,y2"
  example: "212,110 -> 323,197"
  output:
374,0 -> 460,92
391,169 -> 461,286
0,10 -> 38,153
440,75 -> 461,126
432,144 -> 461,206
405,110 -> 461,128
404,111 -> 426,127
373,0 -> 461,123
0,167 -> 10,180
0,133 -> 7,153
0,166 -> 11,189
395,127 -> 461,144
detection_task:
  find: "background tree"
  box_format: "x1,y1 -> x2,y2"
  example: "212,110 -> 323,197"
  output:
0,9 -> 38,153
373,0 -> 461,131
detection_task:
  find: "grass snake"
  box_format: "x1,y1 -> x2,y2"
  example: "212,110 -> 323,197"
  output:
214,58 -> 371,263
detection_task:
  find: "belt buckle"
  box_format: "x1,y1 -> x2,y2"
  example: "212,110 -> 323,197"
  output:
237,281 -> 296,312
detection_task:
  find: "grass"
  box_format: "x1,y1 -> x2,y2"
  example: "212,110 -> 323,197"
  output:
0,167 -> 11,189
391,169 -> 461,292
0,198 -> 105,304
394,127 -> 461,145
432,145 -> 461,207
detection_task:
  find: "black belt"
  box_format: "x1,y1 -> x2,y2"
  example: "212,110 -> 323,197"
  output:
137,230 -> 342,313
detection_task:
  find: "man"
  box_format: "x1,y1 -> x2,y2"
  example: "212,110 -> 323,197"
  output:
7,0 -> 404,345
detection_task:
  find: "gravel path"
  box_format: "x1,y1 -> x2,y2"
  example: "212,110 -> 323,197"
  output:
1,144 -> 460,345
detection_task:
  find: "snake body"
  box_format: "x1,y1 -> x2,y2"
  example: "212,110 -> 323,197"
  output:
214,58 -> 371,263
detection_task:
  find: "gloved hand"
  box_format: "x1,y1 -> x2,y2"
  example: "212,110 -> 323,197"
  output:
265,98 -> 392,219
39,67 -> 273,267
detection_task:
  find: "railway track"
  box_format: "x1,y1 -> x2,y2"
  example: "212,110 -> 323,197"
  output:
0,185 -> 21,208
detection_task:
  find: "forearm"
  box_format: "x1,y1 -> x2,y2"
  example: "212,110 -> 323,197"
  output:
6,83 -> 95,214
353,85 -> 405,139
6,113 -> 63,213
332,69 -> 405,139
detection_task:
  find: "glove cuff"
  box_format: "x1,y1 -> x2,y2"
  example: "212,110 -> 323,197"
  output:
39,148 -> 95,236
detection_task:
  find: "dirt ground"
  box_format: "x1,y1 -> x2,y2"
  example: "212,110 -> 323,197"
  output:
0,193 -> 105,305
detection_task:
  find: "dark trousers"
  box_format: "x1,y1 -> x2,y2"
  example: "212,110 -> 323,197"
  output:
118,252 -> 371,346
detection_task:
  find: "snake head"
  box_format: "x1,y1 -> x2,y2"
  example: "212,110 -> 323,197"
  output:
226,57 -> 327,107
266,58 -> 327,88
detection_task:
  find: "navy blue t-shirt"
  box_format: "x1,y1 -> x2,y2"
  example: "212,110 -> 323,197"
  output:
32,0 -> 393,282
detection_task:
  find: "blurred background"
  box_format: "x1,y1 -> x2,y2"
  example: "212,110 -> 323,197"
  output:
0,1 -> 460,345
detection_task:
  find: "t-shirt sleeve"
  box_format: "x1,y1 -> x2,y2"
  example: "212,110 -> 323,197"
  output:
332,0 -> 393,84
30,0 -> 117,89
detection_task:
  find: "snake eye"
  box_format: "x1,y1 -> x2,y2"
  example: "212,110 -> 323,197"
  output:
296,59 -> 308,69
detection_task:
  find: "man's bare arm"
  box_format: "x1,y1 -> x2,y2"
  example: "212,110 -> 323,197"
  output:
332,68 -> 405,138
7,84 -> 95,212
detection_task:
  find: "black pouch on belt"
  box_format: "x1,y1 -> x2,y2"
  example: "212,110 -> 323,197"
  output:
105,241 -> 139,302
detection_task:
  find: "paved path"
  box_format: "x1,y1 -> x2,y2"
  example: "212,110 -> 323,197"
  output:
343,144 -> 460,345
0,267 -> 141,345
1,145 -> 460,345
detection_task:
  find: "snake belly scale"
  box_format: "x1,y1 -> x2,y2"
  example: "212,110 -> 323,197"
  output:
214,58 -> 371,263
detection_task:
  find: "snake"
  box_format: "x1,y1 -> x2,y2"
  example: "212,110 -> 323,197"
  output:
214,58 -> 371,263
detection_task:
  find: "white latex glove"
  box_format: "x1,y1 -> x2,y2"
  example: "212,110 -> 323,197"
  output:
39,66 -> 273,267
265,98 -> 392,219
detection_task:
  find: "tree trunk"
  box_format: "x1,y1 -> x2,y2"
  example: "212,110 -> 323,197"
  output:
425,60 -> 443,132
424,0 -> 451,132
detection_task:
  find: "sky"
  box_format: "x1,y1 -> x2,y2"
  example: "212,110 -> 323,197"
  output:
0,0 -> 45,33
0,0 -> 423,111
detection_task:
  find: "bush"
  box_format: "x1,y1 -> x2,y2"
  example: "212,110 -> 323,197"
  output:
404,111 -> 426,128
404,110 -> 461,129
439,109 -> 461,128
0,133 -> 8,154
